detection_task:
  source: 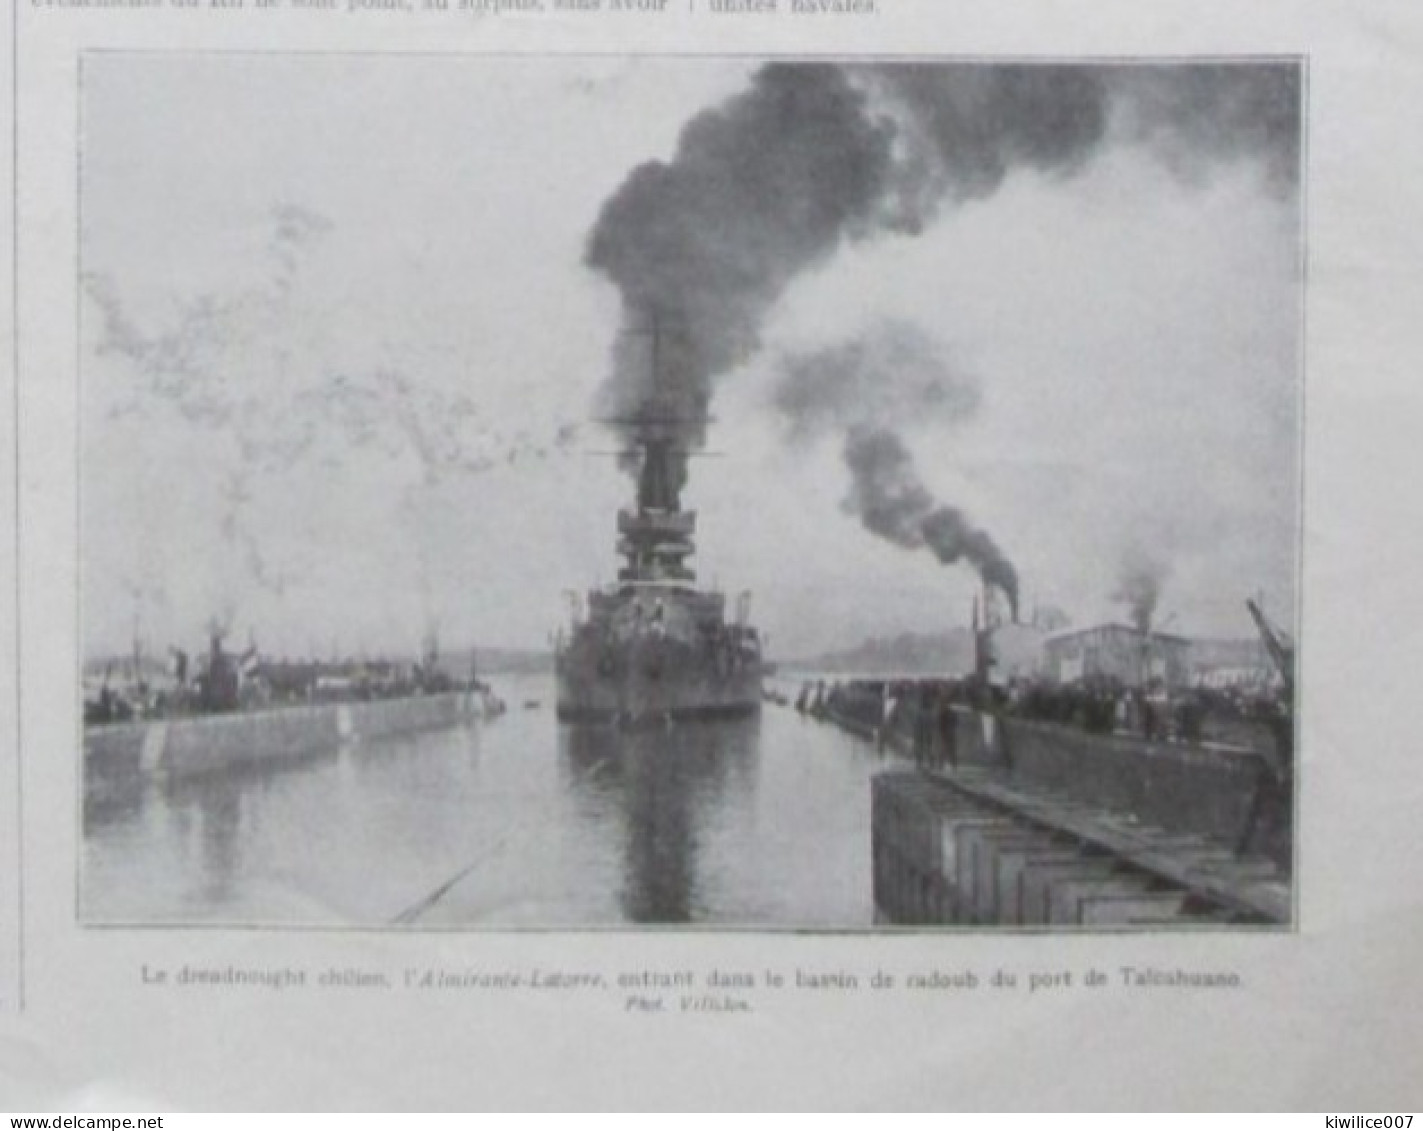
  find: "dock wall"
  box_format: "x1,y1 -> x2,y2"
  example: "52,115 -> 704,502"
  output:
871,769 -> 1287,928
347,693 -> 479,741
826,694 -> 997,767
858,696 -> 1287,867
84,691 -> 487,785
807,678 -> 1295,925
992,718 -> 1280,849
870,771 -> 1193,928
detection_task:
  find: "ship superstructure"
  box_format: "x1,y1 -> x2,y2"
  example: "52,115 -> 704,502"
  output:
555,422 -> 763,723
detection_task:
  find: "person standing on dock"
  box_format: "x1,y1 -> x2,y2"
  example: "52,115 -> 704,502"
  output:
1139,683 -> 1159,741
878,683 -> 899,751
913,683 -> 937,767
170,646 -> 189,690
1175,693 -> 1204,744
936,686 -> 959,771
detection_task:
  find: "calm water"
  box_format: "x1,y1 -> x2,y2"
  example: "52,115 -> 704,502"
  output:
82,676 -> 901,928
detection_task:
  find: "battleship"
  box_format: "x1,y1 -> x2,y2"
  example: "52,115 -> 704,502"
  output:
554,420 -> 764,723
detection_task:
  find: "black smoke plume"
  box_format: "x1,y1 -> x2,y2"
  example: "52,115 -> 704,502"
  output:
843,425 -> 1019,619
859,64 -> 1112,232
587,64 -> 896,499
773,320 -> 980,442
1113,548 -> 1171,633
586,61 -> 1299,505
1111,64 -> 1302,194
772,322 -> 1015,605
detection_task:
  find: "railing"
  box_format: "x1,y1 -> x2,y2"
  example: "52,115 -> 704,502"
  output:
617,509 -> 695,537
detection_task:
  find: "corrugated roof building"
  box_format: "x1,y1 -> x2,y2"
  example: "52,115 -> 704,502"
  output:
1043,623 -> 1190,689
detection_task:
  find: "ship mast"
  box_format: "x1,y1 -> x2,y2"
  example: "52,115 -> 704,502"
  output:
618,437 -> 697,584
607,312 -> 705,586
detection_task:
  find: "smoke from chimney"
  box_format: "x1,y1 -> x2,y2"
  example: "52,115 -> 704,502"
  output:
586,64 -> 896,492
773,319 -> 980,441
842,425 -> 1020,619
585,63 -> 1298,484
771,321 -> 1017,609
1113,548 -> 1171,633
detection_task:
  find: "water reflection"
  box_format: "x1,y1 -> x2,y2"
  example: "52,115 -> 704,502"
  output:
162,749 -> 341,908
83,680 -> 881,927
560,718 -> 760,923
83,768 -> 145,834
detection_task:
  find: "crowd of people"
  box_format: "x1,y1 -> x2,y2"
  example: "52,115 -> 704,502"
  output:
84,631 -> 492,725
794,672 -> 1294,775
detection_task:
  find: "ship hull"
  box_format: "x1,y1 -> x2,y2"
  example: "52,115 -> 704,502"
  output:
556,697 -> 760,723
555,629 -> 761,723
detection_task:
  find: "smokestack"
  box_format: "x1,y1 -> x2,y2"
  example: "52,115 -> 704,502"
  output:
922,507 -> 1019,621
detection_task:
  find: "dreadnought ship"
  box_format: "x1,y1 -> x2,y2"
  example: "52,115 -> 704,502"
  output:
555,425 -> 763,723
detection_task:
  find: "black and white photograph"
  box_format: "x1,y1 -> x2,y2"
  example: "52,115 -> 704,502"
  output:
79,54 -> 1303,931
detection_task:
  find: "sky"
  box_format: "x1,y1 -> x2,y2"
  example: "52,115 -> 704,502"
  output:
81,54 -> 1302,661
